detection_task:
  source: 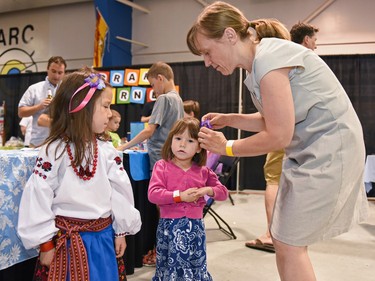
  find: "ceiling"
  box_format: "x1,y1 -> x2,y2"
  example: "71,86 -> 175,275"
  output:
0,0 -> 91,14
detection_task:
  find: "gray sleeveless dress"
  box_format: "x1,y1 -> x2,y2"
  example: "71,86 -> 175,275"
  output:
244,38 -> 369,246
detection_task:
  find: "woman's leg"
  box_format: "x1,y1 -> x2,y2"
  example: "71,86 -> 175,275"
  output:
263,183 -> 278,243
273,238 -> 316,281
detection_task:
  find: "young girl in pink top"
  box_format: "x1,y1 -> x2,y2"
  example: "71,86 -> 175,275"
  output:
148,117 -> 228,280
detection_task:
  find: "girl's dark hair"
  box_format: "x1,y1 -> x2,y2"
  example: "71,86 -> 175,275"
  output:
45,66 -> 111,167
183,100 -> 200,119
162,117 -> 207,166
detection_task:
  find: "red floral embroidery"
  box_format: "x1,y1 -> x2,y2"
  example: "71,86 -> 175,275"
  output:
42,161 -> 52,172
114,156 -> 122,165
33,157 -> 52,179
114,156 -> 124,171
117,257 -> 127,280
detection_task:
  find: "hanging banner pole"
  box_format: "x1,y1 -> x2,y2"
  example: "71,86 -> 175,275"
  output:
236,68 -> 243,193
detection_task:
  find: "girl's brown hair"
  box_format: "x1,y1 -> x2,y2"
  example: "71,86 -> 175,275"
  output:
162,117 -> 207,166
110,109 -> 121,120
183,100 -> 200,119
45,67 -> 111,167
146,61 -> 174,81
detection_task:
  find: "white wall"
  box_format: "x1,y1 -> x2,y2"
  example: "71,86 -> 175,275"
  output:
131,0 -> 375,65
1,0 -> 374,71
0,2 -> 94,72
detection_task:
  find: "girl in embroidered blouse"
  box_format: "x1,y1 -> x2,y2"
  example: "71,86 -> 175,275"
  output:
148,117 -> 228,281
17,67 -> 141,281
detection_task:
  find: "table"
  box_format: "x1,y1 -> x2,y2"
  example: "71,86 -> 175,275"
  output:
0,149 -> 39,271
121,151 -> 158,275
0,149 -> 157,280
364,155 -> 375,193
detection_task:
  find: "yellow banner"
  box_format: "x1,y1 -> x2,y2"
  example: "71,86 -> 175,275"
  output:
93,8 -> 108,67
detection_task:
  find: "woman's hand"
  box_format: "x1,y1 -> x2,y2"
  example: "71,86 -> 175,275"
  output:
115,236 -> 127,258
201,113 -> 229,130
198,128 -> 227,154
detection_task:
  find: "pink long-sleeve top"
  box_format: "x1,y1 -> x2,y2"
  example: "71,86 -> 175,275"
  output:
148,159 -> 229,219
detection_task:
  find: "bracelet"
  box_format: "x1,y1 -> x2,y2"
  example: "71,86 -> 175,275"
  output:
226,140 -> 235,156
115,232 -> 128,237
40,240 -> 55,252
173,190 -> 182,203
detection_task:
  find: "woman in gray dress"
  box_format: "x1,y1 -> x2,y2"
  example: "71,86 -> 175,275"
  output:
187,2 -> 369,281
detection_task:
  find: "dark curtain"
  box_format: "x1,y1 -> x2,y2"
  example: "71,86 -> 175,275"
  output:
240,69 -> 267,189
321,54 -> 375,155
0,72 -> 45,143
169,61 -> 241,190
1,55 -> 374,190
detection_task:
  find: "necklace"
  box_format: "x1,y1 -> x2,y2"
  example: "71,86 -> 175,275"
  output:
66,139 -> 98,181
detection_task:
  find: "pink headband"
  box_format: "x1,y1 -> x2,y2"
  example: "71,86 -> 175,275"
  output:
69,73 -> 106,113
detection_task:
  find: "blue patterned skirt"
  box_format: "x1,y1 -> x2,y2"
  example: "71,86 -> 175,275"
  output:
152,217 -> 212,281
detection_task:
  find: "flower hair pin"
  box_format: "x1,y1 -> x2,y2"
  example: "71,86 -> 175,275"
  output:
69,73 -> 106,113
200,119 -> 213,129
85,73 -> 106,90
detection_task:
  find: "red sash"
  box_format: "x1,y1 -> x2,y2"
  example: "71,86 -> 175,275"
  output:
48,215 -> 112,281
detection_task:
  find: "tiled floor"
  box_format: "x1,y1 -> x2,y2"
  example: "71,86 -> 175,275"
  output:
128,191 -> 375,281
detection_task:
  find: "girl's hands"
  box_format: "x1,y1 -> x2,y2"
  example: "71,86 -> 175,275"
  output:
180,187 -> 214,202
115,236 -> 127,258
180,188 -> 199,202
192,187 -> 214,198
39,248 -> 55,267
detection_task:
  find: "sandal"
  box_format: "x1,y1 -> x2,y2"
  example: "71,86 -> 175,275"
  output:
142,249 -> 156,267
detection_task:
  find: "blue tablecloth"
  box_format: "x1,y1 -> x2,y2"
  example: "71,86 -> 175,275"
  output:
123,150 -> 150,181
364,155 -> 375,193
0,149 -> 151,273
0,150 -> 39,270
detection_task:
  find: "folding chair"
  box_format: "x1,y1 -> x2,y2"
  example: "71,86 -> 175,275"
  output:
203,155 -> 240,239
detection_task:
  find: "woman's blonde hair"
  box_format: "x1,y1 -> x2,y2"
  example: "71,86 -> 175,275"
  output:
187,1 -> 290,55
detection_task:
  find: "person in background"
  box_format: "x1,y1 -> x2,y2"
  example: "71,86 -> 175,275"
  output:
140,101 -> 155,123
183,99 -> 200,119
18,56 -> 66,147
37,113 -> 52,127
118,61 -> 184,266
17,68 -> 141,281
290,22 -> 319,50
118,61 -> 184,169
187,2 -> 368,281
148,117 -> 228,280
106,109 -> 122,148
19,116 -> 32,147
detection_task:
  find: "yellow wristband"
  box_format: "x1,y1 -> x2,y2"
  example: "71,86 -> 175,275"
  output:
226,140 -> 235,156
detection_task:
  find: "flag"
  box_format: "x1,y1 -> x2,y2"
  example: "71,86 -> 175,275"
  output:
93,8 -> 108,67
